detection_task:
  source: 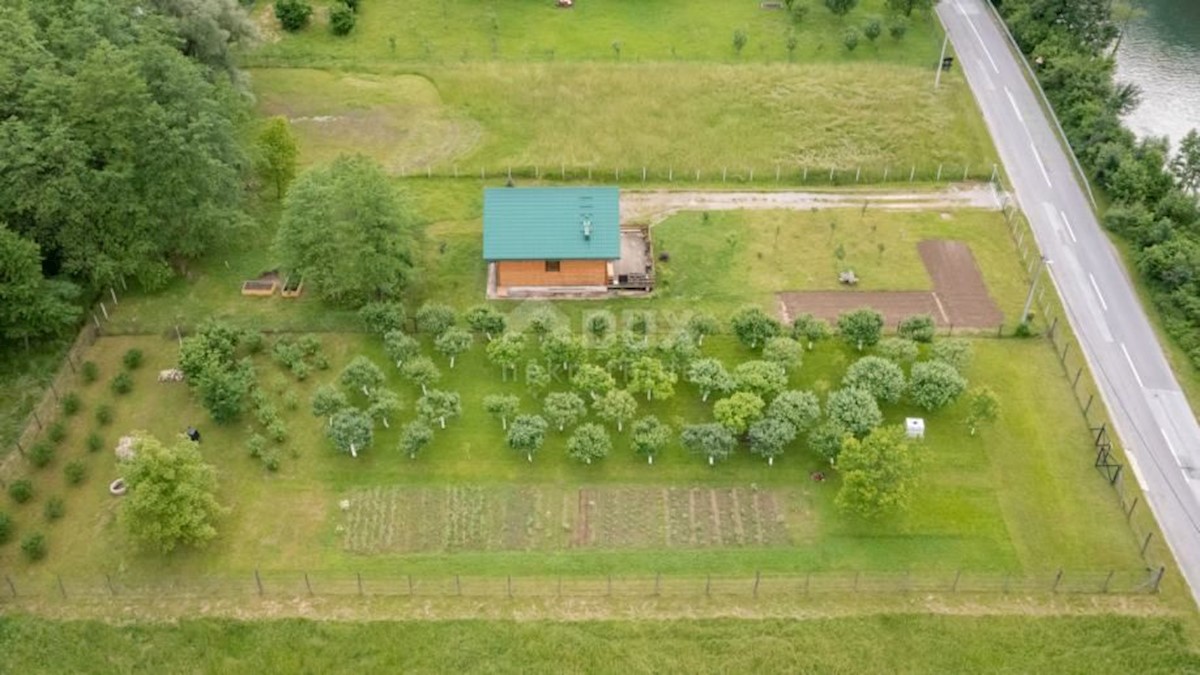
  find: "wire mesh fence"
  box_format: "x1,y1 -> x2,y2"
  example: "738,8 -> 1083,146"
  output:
1,568 -> 1164,603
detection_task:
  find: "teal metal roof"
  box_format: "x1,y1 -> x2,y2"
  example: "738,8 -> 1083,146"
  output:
483,187 -> 620,261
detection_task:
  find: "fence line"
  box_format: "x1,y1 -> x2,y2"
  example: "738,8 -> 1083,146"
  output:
390,163 -> 997,187
0,568 -> 1163,603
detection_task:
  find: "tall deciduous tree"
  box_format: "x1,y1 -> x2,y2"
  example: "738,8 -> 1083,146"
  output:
417,390 -> 462,429
340,356 -> 385,396
631,416 -> 671,464
686,313 -> 720,346
275,155 -> 415,306
483,394 -> 520,430
791,313 -> 831,349
402,356 -> 441,395
367,388 -> 402,429
544,391 -> 587,432
964,386 -> 1000,436
542,330 -> 584,377
762,337 -> 804,371
465,305 -> 507,340
399,421 -> 433,459
686,358 -> 735,402
835,426 -> 919,519
572,364 -> 616,401
629,357 -> 677,401
0,226 -> 80,347
148,0 -> 258,74
525,360 -> 551,398
749,417 -> 796,466
123,433 -> 225,553
909,360 -> 967,411
435,328 -> 472,368
681,423 -> 736,466
825,0 -> 859,16
732,360 -> 788,399
311,384 -> 349,425
256,116 -> 298,198
595,389 -> 638,432
767,390 -> 821,433
507,414 -> 548,462
361,302 -> 407,335
730,306 -> 782,349
328,408 -> 373,458
843,356 -> 906,404
567,423 -> 611,464
827,388 -> 883,437
415,303 -> 456,336
179,321 -> 255,424
713,392 -> 766,436
486,332 -> 525,381
383,331 -> 419,368
838,309 -> 884,350
1172,129 -> 1200,194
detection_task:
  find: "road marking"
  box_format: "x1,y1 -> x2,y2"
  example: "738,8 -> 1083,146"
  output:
1121,343 -> 1144,388
958,2 -> 1000,73
1126,447 -> 1150,491
1031,143 -> 1052,187
1162,427 -> 1178,458
1089,273 -> 1108,311
1004,87 -> 1024,124
1059,210 -> 1077,243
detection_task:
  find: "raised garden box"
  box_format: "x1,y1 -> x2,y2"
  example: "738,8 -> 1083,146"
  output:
241,279 -> 278,297
281,277 -> 304,298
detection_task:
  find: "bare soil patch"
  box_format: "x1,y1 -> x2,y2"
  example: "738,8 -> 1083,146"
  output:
778,239 -> 1002,328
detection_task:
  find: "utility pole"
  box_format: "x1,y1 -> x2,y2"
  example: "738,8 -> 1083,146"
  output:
1022,256 -> 1051,322
934,34 -> 949,89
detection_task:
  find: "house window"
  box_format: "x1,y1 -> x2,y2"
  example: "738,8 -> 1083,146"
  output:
545,260 -> 561,273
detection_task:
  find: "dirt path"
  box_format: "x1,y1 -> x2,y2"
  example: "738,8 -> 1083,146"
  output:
620,184 -> 1001,226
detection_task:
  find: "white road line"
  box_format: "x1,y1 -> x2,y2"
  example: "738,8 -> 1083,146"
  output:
1162,427 -> 1178,458
959,4 -> 1000,74
1126,447 -> 1150,491
1089,273 -> 1108,311
1121,343 -> 1145,388
1031,143 -> 1052,187
1059,210 -> 1077,243
1004,87 -> 1024,124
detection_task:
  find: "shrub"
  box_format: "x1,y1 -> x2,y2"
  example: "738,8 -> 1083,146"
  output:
86,432 -> 104,453
291,360 -> 311,381
9,480 -> 33,504
95,404 -> 114,425
843,28 -> 859,51
275,0 -> 313,31
21,533 -> 46,561
262,450 -> 281,472
343,0 -> 359,10
889,17 -> 908,40
61,392 -> 82,416
47,421 -> 66,444
267,420 -> 288,443
43,497 -> 65,521
111,372 -> 133,395
0,512 -> 11,544
248,434 -> 266,459
64,461 -> 87,485
123,348 -> 144,370
330,2 -> 356,35
29,442 -> 55,468
863,17 -> 882,42
244,331 -> 266,355
898,314 -> 936,343
81,361 -> 99,384
282,390 -> 300,412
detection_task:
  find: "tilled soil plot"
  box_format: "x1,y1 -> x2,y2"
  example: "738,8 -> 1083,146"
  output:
778,239 -> 1002,328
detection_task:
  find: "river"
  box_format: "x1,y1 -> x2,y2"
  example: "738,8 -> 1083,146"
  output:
1114,0 -> 1200,147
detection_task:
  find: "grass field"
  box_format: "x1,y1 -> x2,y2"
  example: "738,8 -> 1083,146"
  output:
246,0 -> 946,66
0,326 -> 1143,581
250,63 -> 995,173
3,614 -> 1198,673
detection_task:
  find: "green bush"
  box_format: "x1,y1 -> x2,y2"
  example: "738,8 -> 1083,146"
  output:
21,533 -> 46,561
81,361 -> 99,384
95,404 -> 114,426
29,442 -> 55,468
0,512 -> 11,544
262,450 -> 282,472
863,17 -> 882,42
843,28 -> 859,51
111,372 -> 133,395
87,431 -> 104,453
275,0 -> 313,31
61,392 -> 82,416
898,314 -> 936,343
9,480 -> 33,504
123,348 -> 144,370
65,461 -> 87,485
244,331 -> 266,355
248,434 -> 266,459
889,17 -> 907,40
47,421 -> 66,444
330,2 -> 356,36
268,420 -> 288,443
43,497 -> 64,521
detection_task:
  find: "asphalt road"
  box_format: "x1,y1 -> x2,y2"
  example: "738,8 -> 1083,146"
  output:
940,0 -> 1200,607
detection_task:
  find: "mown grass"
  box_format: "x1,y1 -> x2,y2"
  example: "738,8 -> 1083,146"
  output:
0,326 -> 1142,581
250,63 -> 996,172
246,0 -> 945,66
654,208 -> 1026,318
3,614 -> 1198,674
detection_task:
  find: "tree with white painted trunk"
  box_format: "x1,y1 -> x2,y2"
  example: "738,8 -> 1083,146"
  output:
843,356 -> 906,404
682,423 -> 736,466
367,388 -> 402,429
483,394 -> 520,430
486,332 -> 525,381
909,360 -> 967,411
749,416 -> 796,466
398,421 -> 433,459
417,390 -> 461,429
595,388 -> 637,431
686,312 -> 720,346
566,423 -> 611,465
767,390 -> 821,434
763,336 -> 804,372
383,330 -> 419,367
827,387 -> 883,437
572,364 -> 615,401
402,356 -> 441,395
963,387 -> 999,436
544,391 -> 586,432
340,356 -> 384,397
631,415 -> 671,465
732,360 -> 787,399
465,305 -> 507,340
507,414 -> 548,462
629,357 -> 676,402
434,327 -> 472,368
686,358 -> 735,403
311,384 -> 348,426
328,407 -> 372,458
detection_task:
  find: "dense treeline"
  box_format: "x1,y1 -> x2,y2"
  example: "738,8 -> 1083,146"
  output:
996,0 -> 1200,368
0,0 -> 254,345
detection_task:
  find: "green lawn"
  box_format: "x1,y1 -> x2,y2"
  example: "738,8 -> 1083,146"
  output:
246,0 -> 945,66
0,326 -> 1143,583
250,63 -> 995,174
3,614 -> 1198,674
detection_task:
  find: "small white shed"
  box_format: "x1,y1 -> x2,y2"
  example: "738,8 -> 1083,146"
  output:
905,417 -> 926,439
